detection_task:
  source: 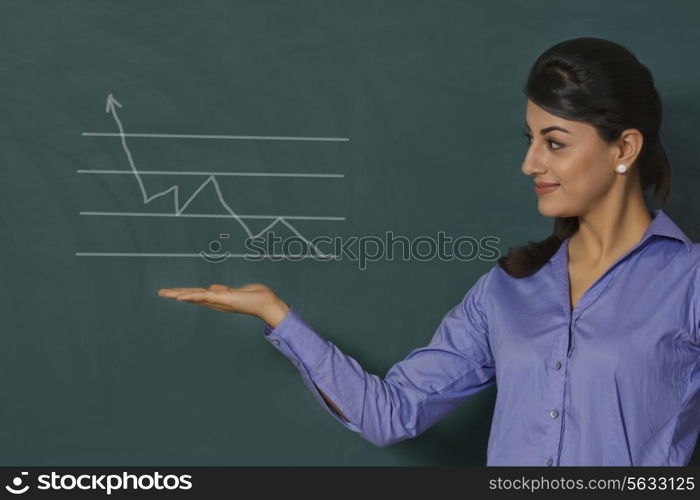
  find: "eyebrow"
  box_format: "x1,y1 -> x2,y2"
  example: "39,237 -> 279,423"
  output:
524,121 -> 572,135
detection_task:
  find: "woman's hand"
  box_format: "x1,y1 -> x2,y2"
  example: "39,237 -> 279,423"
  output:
157,283 -> 290,328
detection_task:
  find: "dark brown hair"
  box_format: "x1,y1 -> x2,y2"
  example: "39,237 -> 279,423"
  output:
498,37 -> 671,278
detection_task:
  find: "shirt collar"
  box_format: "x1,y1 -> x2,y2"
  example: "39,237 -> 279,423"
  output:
551,208 -> 693,264
643,209 -> 693,253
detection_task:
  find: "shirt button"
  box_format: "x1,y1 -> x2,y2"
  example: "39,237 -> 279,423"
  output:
550,409 -> 559,418
292,359 -> 300,367
271,339 -> 280,347
546,457 -> 554,466
554,361 -> 562,370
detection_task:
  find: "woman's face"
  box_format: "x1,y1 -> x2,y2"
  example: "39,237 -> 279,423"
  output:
521,99 -> 625,218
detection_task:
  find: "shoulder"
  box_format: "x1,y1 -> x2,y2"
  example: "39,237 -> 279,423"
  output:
469,263 -> 503,298
460,266 -> 494,306
464,262 -> 530,313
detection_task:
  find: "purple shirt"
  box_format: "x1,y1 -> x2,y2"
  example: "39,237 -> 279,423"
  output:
263,209 -> 700,466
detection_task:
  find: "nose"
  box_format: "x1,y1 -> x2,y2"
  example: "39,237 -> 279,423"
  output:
521,149 -> 545,177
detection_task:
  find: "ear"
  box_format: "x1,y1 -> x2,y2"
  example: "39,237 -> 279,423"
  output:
615,128 -> 644,169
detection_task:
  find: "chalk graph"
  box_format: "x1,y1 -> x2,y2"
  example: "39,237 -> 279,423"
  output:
76,94 -> 347,260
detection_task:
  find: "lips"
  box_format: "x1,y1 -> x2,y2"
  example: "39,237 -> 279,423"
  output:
534,182 -> 559,195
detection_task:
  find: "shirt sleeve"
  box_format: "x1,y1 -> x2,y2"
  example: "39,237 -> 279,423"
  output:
261,270 -> 497,447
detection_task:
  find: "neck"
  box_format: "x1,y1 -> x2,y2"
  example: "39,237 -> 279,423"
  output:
568,191 -> 652,266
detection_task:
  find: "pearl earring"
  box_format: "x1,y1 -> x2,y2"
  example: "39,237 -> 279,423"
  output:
615,164 -> 627,174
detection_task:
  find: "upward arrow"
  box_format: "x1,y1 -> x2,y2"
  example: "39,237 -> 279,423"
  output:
105,93 -> 122,114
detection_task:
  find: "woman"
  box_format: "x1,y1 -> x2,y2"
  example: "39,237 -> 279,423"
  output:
158,37 -> 700,466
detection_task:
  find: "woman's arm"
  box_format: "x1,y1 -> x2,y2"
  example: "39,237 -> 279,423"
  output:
259,271 -> 497,447
158,273 -> 497,446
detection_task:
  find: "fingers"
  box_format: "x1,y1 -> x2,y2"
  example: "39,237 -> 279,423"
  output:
176,294 -> 233,313
174,291 -> 211,301
164,290 -> 227,309
158,283 -> 266,298
173,296 -> 232,313
162,288 -> 209,291
176,290 -> 235,307
158,284 -> 232,297
158,287 -> 208,297
158,284 -> 270,315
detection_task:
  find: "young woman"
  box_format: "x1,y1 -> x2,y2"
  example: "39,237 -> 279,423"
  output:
158,37 -> 700,466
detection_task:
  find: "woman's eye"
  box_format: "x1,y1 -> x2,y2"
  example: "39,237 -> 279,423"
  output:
522,131 -> 562,150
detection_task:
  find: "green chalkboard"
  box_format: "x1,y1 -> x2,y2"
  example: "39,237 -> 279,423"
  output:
1,0 -> 698,465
